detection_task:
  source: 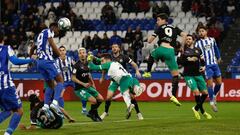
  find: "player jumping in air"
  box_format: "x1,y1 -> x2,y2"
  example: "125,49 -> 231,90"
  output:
99,44 -> 143,120
143,13 -> 187,106
88,53 -> 143,119
195,26 -> 222,112
0,34 -> 35,135
36,22 -> 65,116
178,35 -> 212,120
72,48 -> 104,122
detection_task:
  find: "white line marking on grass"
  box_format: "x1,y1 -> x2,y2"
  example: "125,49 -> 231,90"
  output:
0,115 -> 190,132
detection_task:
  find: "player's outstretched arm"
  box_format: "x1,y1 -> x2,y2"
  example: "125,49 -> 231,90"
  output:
147,35 -> 156,44
88,62 -> 111,71
9,55 -> 34,65
130,61 -> 141,78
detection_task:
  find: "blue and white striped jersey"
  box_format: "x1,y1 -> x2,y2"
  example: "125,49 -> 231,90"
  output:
0,45 -> 16,89
36,29 -> 55,60
195,37 -> 220,66
55,56 -> 74,82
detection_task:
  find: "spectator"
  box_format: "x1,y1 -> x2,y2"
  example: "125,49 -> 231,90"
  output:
131,34 -> 144,64
215,19 -> 224,33
152,2 -> 160,19
134,26 -> 143,41
109,31 -> 122,46
92,34 -> 102,50
82,35 -> 92,50
121,0 -> 137,13
47,3 -> 57,16
17,40 -> 29,57
137,0 -> 150,12
101,2 -> 116,25
191,0 -> 200,16
125,26 -> 134,44
74,15 -> 87,31
101,33 -> 110,51
207,24 -> 221,45
159,2 -> 170,16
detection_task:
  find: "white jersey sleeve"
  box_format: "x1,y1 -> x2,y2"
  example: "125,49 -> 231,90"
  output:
7,46 -> 15,57
107,62 -> 131,83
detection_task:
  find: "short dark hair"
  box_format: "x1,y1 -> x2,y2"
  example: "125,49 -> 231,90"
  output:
100,53 -> 112,60
187,34 -> 195,40
29,94 -> 40,110
0,33 -> 4,43
156,13 -> 169,21
197,25 -> 208,31
49,22 -> 58,28
59,45 -> 66,49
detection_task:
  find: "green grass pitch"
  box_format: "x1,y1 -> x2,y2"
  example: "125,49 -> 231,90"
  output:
1,102 -> 240,135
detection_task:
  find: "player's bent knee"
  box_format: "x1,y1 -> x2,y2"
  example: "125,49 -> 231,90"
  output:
193,90 -> 200,96
201,90 -> 208,95
89,97 -> 97,104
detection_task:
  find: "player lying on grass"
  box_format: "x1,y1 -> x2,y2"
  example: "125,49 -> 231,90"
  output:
19,94 -> 64,130
71,48 -> 104,122
44,82 -> 75,122
143,13 -> 187,106
88,53 -> 143,119
177,34 -> 212,120
99,44 -> 143,120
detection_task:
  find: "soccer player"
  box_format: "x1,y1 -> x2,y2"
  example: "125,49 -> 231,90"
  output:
88,53 -> 143,119
143,13 -> 187,106
195,26 -> 222,112
45,45 -> 88,114
0,34 -> 35,135
178,35 -> 212,120
36,22 -> 65,116
72,48 -> 104,122
19,94 -> 64,130
100,44 -> 143,120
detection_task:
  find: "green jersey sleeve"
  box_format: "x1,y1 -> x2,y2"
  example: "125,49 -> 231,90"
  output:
88,62 -> 111,71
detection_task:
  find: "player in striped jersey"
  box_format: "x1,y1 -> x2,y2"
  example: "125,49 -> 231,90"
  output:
0,34 -> 35,135
36,22 -> 65,116
195,26 -> 222,112
56,46 -> 87,114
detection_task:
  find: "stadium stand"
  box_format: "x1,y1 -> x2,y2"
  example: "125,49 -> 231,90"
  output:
0,0 -> 239,76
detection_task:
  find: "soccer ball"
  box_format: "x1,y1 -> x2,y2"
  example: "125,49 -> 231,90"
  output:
58,17 -> 71,30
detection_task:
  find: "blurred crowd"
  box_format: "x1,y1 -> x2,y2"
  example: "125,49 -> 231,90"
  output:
0,0 -> 238,65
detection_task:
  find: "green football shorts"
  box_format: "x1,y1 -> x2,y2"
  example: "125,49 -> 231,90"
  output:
184,76 -> 207,91
74,87 -> 99,101
108,76 -> 140,93
151,46 -> 178,71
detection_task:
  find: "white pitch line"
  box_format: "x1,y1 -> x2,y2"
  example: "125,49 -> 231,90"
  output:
0,115 -> 190,132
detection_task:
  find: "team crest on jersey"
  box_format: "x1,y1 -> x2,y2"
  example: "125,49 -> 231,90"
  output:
204,44 -> 212,51
119,59 -> 123,63
195,50 -> 198,53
